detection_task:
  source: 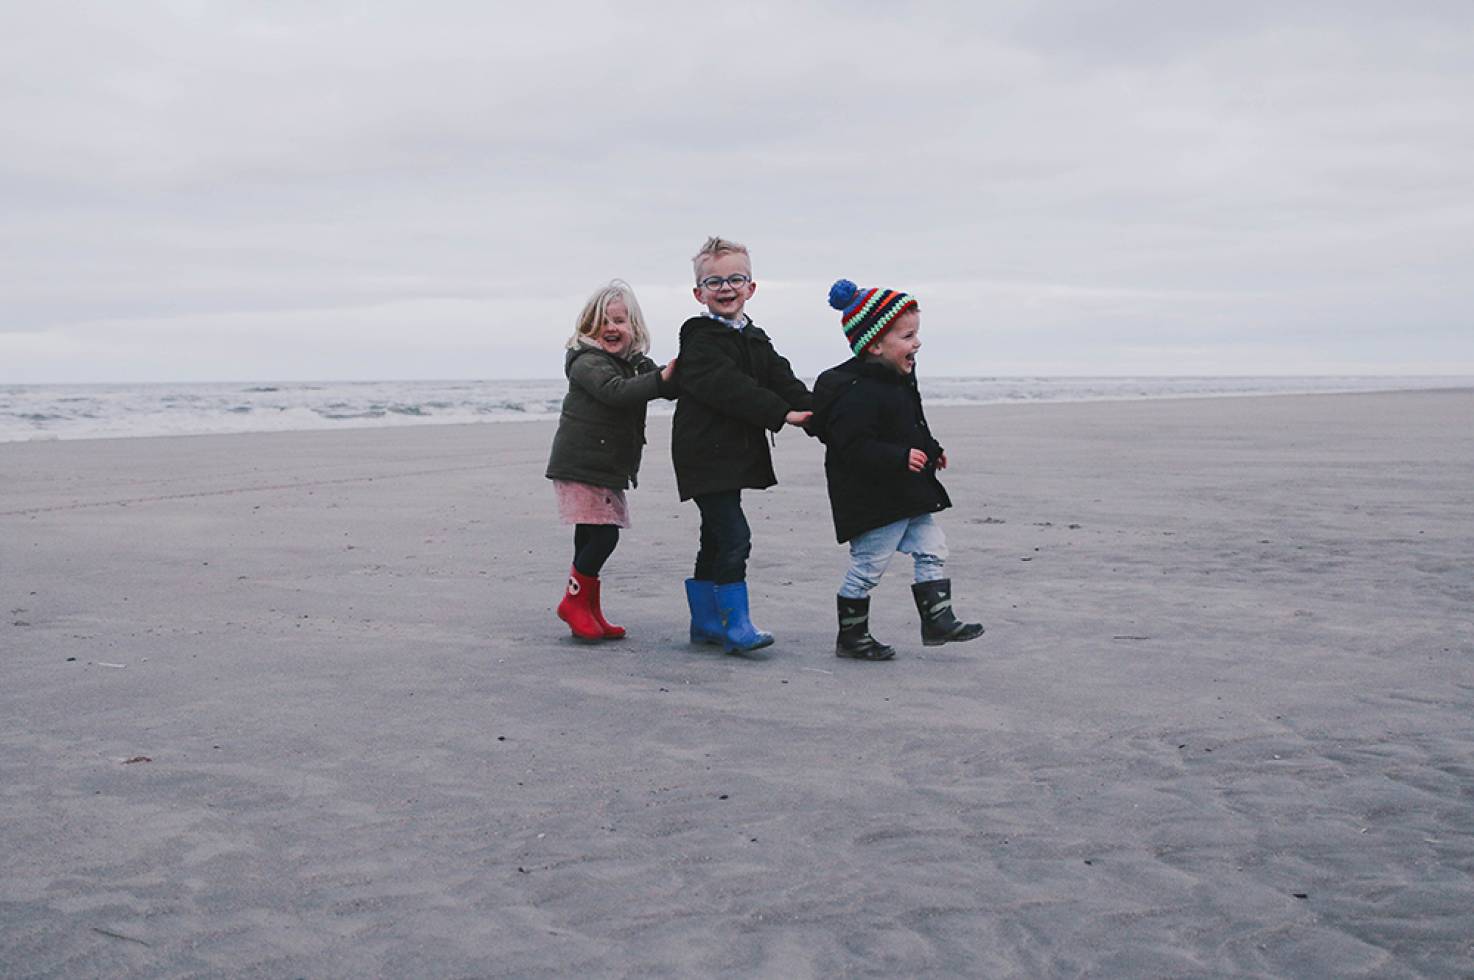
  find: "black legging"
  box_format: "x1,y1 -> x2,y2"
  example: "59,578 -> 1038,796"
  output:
573,524 -> 620,577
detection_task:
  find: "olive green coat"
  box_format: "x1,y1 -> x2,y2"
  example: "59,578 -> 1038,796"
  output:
545,346 -> 673,490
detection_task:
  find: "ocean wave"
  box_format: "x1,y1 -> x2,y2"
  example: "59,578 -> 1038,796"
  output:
2,376 -> 1469,443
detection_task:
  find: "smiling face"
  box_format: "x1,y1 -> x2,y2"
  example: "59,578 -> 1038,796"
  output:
596,298 -> 633,355
866,310 -> 922,375
692,251 -> 757,321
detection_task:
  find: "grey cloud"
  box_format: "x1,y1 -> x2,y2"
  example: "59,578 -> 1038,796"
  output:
2,1 -> 1471,381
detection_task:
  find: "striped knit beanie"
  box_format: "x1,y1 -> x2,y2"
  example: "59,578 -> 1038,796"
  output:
828,279 -> 918,355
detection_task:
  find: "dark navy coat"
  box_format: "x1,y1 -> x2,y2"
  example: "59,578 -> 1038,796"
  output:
810,356 -> 950,543
670,316 -> 811,500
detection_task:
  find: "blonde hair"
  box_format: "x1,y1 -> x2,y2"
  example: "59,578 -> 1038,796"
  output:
691,236 -> 751,281
566,280 -> 652,356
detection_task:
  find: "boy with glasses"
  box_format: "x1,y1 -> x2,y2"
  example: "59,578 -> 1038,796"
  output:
672,236 -> 812,655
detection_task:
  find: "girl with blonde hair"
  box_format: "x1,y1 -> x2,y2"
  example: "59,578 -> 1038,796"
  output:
545,280 -> 675,640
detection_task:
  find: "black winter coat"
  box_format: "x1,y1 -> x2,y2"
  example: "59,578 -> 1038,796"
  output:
545,345 -> 674,490
809,356 -> 951,543
670,316 -> 812,501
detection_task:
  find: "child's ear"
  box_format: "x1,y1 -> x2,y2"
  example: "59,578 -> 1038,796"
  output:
864,341 -> 882,357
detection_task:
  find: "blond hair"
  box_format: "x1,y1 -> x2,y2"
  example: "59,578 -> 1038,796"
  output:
691,236 -> 751,281
565,280 -> 652,356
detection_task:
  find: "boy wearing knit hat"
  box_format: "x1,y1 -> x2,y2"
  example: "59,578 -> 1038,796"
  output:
808,279 -> 985,660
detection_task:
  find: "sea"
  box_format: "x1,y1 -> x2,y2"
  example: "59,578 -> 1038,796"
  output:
2,376 -> 1470,443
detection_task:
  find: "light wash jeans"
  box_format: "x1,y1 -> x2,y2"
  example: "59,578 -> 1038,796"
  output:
839,513 -> 948,598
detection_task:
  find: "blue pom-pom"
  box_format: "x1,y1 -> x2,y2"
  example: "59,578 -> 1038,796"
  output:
828,278 -> 859,311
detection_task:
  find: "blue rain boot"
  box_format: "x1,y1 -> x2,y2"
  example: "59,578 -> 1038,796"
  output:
713,581 -> 774,655
685,578 -> 724,646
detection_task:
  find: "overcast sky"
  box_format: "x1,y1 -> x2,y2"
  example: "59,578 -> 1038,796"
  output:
3,1 -> 1472,383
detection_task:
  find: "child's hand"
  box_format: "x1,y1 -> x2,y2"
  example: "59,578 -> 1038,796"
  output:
785,410 -> 812,427
907,448 -> 928,472
661,357 -> 677,382
937,452 -> 948,470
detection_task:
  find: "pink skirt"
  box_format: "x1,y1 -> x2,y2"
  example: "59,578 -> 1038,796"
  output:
553,480 -> 631,528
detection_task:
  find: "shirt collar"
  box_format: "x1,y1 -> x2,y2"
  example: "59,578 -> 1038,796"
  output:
702,312 -> 749,330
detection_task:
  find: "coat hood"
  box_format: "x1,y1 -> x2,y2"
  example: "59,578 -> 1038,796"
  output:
564,343 -> 630,378
811,356 -> 914,440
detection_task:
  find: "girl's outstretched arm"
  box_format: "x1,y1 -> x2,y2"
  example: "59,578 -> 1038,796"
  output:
656,357 -> 679,400
570,352 -> 665,408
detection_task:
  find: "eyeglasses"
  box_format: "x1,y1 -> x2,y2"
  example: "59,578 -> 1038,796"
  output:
697,274 -> 751,291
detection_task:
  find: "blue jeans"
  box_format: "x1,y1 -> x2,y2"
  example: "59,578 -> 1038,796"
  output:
839,513 -> 948,598
693,490 -> 751,585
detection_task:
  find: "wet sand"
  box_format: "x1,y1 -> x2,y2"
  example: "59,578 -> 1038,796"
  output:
3,389 -> 1472,977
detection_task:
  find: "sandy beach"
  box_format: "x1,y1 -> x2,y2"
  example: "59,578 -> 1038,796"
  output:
3,389 -> 1472,978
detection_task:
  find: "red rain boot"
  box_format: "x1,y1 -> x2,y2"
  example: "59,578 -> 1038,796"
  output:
586,575 -> 626,639
556,567 -> 604,641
